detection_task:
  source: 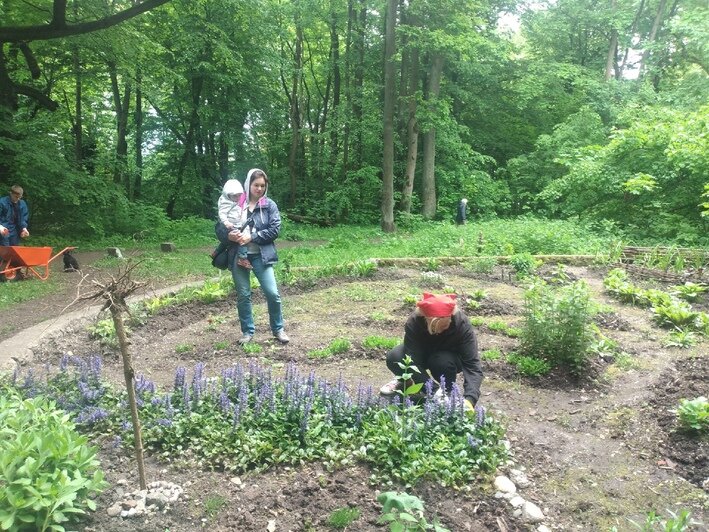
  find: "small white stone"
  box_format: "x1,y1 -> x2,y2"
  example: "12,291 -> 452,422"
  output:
107,504 -> 122,517
509,496 -> 525,508
267,520 -> 277,532
117,479 -> 128,486
537,525 -> 553,532
522,501 -> 544,523
230,477 -> 242,486
494,476 -> 517,494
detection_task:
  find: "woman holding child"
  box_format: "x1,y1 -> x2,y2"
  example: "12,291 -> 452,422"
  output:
228,168 -> 289,345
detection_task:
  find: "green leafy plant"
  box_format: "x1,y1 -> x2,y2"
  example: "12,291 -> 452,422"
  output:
521,280 -> 595,376
206,314 -> 228,332
465,257 -> 496,274
424,258 -> 440,272
175,343 -> 194,354
87,318 -> 121,348
663,330 -> 698,349
327,506 -> 361,529
470,317 -> 484,327
242,342 -> 262,354
508,252 -> 541,278
469,289 -> 487,301
349,260 -> 377,278
363,336 -> 401,350
486,319 -> 509,333
0,393 -> 107,532
671,282 -> 707,303
213,340 -> 230,351
308,338 -> 352,359
652,301 -> 699,329
204,494 -> 227,520
377,491 -> 449,532
675,396 -> 708,434
481,348 -> 503,361
628,508 -> 697,531
507,352 -> 551,377
403,294 -> 418,305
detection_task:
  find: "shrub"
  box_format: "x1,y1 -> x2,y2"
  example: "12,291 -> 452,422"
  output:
0,393 -> 107,532
675,396 -> 709,434
508,253 -> 541,278
521,280 -> 595,376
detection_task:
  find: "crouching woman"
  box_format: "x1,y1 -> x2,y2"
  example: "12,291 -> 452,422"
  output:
379,292 -> 483,411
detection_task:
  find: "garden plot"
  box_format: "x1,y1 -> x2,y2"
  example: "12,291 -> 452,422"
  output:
17,265 -> 709,531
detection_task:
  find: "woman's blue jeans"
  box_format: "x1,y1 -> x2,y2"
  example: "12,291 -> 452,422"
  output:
231,252 -> 284,335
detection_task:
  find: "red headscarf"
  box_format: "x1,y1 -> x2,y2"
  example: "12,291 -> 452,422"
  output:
416,292 -> 457,318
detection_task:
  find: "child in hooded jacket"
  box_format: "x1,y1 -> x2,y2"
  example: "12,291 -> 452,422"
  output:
211,179 -> 253,269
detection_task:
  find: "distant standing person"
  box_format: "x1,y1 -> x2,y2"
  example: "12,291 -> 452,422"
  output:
456,198 -> 468,225
0,185 -> 30,246
228,168 -> 289,345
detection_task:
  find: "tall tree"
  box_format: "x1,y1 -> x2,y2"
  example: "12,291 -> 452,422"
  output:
381,0 -> 397,232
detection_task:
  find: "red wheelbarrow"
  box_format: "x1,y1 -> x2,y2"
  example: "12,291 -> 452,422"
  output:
0,246 -> 76,281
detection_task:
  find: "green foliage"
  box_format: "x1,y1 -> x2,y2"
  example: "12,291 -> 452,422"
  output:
521,281 -> 596,376
308,338 -> 352,359
175,343 -> 194,354
651,301 -> 699,329
87,318 -> 120,348
629,508 -> 697,532
465,257 -> 497,274
242,342 -> 262,354
377,492 -> 449,532
469,317 -> 484,327
481,348 -> 503,361
362,336 -> 401,350
204,494 -> 227,519
327,507 -> 361,529
11,358 -> 507,491
671,282 -> 707,303
0,393 -> 107,532
508,253 -> 541,278
675,397 -> 709,434
662,330 -> 698,349
506,353 -> 552,377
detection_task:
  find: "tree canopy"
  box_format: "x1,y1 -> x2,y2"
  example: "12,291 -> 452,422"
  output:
0,0 -> 707,243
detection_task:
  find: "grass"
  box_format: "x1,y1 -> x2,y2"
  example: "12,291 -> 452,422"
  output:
2,217 -> 616,313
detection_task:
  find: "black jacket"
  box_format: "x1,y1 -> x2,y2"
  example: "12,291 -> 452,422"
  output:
403,311 -> 483,404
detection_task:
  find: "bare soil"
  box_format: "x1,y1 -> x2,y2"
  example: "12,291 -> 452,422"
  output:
9,262 -> 709,531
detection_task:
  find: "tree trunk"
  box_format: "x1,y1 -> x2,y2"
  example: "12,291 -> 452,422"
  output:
352,0 -> 366,169
421,53 -> 443,219
639,0 -> 667,78
381,0 -> 397,233
134,68 -> 143,200
400,46 -> 419,214
604,0 -> 618,81
111,307 -> 147,490
108,61 -> 131,189
287,22 -> 303,209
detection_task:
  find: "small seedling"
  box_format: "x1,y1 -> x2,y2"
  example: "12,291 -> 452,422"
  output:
328,506 -> 361,529
481,348 -> 503,361
363,336 -> 401,350
175,343 -> 194,354
675,396 -> 708,434
242,342 -> 262,354
213,340 -> 230,351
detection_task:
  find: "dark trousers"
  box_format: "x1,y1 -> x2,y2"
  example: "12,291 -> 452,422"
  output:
385,344 -> 461,393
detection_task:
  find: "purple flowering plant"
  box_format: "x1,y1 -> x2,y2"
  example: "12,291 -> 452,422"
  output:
8,356 -> 506,488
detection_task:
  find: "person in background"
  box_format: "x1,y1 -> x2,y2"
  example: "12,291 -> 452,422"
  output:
228,168 -> 289,345
456,198 -> 468,225
0,185 -> 30,246
379,292 -> 483,412
212,178 -> 252,269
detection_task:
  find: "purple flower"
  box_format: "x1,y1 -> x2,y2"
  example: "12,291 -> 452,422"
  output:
76,407 -> 109,426
174,367 -> 186,392
467,434 -> 480,448
475,405 -> 486,427
156,418 -> 173,427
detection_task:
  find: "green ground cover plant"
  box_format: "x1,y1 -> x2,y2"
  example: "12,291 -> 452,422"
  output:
0,391 -> 107,532
362,336 -> 401,350
307,338 -> 352,359
377,491 -> 449,531
8,356 -> 507,491
327,506 -> 361,529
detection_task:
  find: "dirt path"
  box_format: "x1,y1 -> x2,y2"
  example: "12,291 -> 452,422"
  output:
7,264 -> 709,530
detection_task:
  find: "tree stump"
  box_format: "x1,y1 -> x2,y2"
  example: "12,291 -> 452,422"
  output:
160,242 -> 176,252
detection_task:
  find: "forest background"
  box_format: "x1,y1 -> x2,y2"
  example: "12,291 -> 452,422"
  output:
0,0 -> 708,245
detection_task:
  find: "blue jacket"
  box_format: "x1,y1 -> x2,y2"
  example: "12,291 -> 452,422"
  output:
227,197 -> 281,268
0,195 -> 29,234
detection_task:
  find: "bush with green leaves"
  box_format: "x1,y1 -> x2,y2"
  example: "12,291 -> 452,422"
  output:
508,252 -> 541,278
671,282 -> 707,303
521,280 -> 596,376
0,392 -> 107,532
675,396 -> 708,434
11,357 -> 507,491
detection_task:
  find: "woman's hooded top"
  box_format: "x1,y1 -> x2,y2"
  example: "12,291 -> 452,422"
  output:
228,168 -> 281,267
